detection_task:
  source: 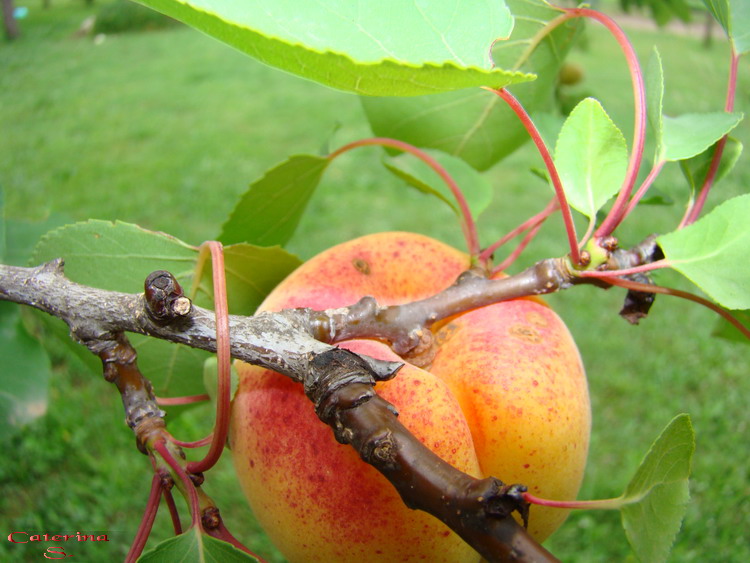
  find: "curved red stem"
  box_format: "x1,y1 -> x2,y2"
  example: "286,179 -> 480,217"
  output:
603,277 -> 750,341
682,48 -> 741,227
328,137 -> 481,258
125,474 -> 162,563
572,8 -> 646,238
486,88 -> 581,265
188,241 -> 231,474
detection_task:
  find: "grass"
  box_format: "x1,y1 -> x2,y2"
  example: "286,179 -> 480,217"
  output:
1,1 -> 749,561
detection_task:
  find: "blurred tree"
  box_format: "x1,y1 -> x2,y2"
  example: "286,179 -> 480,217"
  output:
2,0 -> 19,40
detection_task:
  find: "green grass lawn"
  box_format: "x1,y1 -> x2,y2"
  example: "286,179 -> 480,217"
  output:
2,1 -> 749,561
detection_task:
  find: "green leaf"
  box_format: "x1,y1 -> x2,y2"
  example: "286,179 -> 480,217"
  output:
139,527 -> 262,562
661,112 -> 743,162
658,194 -> 750,310
31,220 -> 199,293
215,243 -> 301,316
360,0 -> 583,170
712,309 -> 750,344
703,0 -> 750,54
382,149 -> 492,219
134,0 -> 531,96
620,414 -> 695,563
0,301 -> 52,440
219,155 -> 330,247
554,98 -> 629,219
679,137 -> 743,194
30,221 -> 212,398
645,48 -> 664,161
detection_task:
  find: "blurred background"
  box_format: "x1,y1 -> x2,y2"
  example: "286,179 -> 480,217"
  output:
1,0 -> 749,560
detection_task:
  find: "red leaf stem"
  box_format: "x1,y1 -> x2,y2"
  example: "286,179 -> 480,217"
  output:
170,433 -> 214,449
163,486 -> 183,535
125,474 -> 162,563
682,48 -> 741,227
577,259 -> 671,278
569,7 -> 647,238
603,277 -> 750,341
156,393 -> 210,406
492,218 -> 547,275
479,197 -> 559,265
328,137 -> 481,258
154,440 -> 202,529
188,241 -> 231,474
486,88 -> 582,265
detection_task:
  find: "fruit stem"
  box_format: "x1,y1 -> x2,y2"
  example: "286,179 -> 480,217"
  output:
523,491 -> 623,511
485,87 -> 582,265
125,474 -> 162,563
188,241 -> 231,475
328,137 -> 481,258
681,47 -> 741,227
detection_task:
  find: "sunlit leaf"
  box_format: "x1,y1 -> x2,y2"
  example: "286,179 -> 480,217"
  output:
219,155 -> 330,248
620,414 -> 694,563
360,0 -> 583,170
554,98 -> 628,219
658,194 -> 750,309
135,0 -> 531,96
382,149 -> 492,219
661,112 -> 743,162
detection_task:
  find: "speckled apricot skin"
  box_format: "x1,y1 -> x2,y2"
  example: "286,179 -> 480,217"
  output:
229,232 -> 590,562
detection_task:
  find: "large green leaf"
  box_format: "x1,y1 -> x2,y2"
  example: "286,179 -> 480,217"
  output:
620,414 -> 694,563
360,0 -> 583,170
554,98 -> 628,219
382,149 -> 493,219
219,155 -> 329,247
658,194 -> 750,310
31,220 -> 199,293
135,0 -> 532,96
0,301 -> 52,440
661,112 -> 743,162
703,0 -> 750,54
139,527 -> 262,562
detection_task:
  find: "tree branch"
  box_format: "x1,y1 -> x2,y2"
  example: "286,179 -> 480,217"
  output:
0,257 -> 586,561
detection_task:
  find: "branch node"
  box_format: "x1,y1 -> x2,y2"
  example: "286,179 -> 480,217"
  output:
144,270 -> 192,323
